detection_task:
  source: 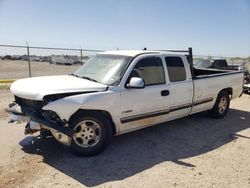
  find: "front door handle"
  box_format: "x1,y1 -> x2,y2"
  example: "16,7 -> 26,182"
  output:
161,90 -> 169,96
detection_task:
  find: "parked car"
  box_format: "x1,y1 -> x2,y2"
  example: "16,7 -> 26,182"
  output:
243,75 -> 250,93
1,55 -> 12,60
6,48 -> 244,156
242,62 -> 250,93
11,55 -> 22,60
239,62 -> 250,75
50,55 -> 80,65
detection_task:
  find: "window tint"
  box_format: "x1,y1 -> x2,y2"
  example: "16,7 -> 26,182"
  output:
131,57 -> 165,86
165,57 -> 186,82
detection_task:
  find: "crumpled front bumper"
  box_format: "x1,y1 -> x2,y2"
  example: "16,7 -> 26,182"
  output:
5,103 -> 30,123
5,103 -> 73,137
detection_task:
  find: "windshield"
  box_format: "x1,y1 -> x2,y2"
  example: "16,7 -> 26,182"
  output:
74,55 -> 132,85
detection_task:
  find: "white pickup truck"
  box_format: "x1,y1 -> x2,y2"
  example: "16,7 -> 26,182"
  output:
7,48 -> 244,156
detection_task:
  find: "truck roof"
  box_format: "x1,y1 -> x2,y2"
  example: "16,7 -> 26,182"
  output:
99,48 -> 194,76
98,50 -> 174,57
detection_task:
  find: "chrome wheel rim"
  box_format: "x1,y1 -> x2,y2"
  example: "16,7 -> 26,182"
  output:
218,97 -> 227,114
73,120 -> 102,148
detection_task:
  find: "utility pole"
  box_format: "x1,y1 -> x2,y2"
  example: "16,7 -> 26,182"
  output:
80,49 -> 83,63
26,42 -> 31,77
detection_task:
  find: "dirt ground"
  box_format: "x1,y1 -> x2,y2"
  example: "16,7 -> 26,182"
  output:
0,89 -> 249,188
0,60 -> 81,79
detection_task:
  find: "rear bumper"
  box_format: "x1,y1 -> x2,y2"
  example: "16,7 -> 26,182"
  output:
5,103 -> 73,137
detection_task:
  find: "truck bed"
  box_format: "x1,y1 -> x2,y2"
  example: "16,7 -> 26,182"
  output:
191,68 -> 243,115
193,68 -> 241,78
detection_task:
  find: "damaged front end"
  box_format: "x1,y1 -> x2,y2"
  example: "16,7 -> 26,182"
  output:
6,96 -> 72,146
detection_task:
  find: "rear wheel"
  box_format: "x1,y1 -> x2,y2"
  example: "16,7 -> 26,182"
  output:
69,112 -> 113,156
209,91 -> 230,118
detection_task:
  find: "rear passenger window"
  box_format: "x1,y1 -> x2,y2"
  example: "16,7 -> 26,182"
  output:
165,57 -> 186,82
131,57 -> 165,86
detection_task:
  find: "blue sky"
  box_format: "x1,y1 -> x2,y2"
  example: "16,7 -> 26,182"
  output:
0,0 -> 249,56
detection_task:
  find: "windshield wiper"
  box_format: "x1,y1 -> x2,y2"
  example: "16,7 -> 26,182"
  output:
80,76 -> 99,83
69,73 -> 79,77
69,73 -> 99,83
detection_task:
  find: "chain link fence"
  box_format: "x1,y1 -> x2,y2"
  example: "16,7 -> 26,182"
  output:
0,44 -> 102,80
0,44 -> 249,80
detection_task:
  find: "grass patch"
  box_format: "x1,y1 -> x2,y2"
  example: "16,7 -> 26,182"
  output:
0,84 -> 10,90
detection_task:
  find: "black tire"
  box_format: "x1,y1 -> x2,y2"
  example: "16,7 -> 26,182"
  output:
209,91 -> 230,119
69,112 -> 113,156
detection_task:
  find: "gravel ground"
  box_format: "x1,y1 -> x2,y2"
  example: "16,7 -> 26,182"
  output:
0,90 -> 250,188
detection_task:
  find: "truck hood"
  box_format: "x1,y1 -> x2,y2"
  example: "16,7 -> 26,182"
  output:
10,75 -> 107,100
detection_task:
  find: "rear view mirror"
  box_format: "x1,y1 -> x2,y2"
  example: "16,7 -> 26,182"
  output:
126,77 -> 145,89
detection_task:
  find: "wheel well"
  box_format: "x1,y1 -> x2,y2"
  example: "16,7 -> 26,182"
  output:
68,109 -> 117,135
219,87 -> 233,99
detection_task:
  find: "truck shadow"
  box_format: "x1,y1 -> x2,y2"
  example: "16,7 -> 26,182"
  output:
20,108 -> 250,187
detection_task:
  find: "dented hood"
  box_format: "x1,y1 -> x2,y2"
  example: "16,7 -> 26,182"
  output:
10,75 -> 107,100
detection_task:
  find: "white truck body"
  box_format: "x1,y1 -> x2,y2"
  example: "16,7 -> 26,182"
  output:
7,49 -> 244,155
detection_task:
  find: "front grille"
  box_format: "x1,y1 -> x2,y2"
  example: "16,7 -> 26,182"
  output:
15,96 -> 47,114
15,96 -> 64,124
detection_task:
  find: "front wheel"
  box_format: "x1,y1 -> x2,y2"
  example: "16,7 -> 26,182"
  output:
69,112 -> 113,156
208,91 -> 230,119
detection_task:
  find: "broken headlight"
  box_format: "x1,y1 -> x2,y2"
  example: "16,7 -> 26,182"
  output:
42,110 -> 63,125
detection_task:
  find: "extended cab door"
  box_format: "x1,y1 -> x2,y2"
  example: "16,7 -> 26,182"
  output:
163,56 -> 193,120
119,55 -> 171,133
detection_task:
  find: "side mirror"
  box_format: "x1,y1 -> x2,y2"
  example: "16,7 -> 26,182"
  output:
126,77 -> 145,89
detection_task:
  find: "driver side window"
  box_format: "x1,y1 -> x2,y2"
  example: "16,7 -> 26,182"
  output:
130,57 -> 165,86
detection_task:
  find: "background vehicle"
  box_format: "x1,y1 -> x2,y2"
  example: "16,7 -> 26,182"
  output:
50,55 -> 80,65
7,48 -> 244,156
240,62 -> 250,75
242,62 -> 250,93
194,59 -> 242,71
